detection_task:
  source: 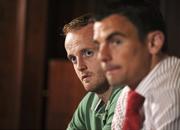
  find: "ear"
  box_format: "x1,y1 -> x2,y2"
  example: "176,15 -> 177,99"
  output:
146,31 -> 164,55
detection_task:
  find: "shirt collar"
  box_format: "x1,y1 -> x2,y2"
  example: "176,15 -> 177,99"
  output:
136,56 -> 170,96
91,86 -> 122,112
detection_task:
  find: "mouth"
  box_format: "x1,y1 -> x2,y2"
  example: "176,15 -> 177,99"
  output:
104,65 -> 121,74
81,74 -> 91,81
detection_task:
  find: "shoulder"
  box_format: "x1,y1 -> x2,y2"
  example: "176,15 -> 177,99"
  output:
106,86 -> 125,113
109,86 -> 124,105
81,92 -> 96,102
148,56 -> 180,91
78,92 -> 97,109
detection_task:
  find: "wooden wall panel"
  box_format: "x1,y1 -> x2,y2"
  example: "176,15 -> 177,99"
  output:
0,0 -> 48,129
19,0 -> 48,129
0,0 -> 26,129
47,60 -> 85,130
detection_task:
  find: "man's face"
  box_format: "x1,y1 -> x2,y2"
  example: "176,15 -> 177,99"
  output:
65,23 -> 108,92
93,14 -> 152,87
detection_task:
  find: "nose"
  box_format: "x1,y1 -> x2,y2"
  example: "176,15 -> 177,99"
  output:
98,43 -> 111,63
77,57 -> 87,71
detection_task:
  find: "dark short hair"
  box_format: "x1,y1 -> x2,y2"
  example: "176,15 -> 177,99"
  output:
63,13 -> 94,35
94,1 -> 168,52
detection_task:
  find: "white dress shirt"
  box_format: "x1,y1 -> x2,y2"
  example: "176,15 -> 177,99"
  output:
112,56 -> 180,130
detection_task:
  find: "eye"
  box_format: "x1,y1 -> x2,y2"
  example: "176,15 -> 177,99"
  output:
107,33 -> 124,46
68,56 -> 77,64
110,38 -> 122,45
82,49 -> 94,57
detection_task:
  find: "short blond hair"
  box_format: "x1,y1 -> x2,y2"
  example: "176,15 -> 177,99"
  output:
63,13 -> 94,35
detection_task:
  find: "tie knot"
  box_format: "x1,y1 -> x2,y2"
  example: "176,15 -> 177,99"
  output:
127,90 -> 145,112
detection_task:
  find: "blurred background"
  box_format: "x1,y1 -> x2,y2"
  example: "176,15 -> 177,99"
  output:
0,0 -> 180,129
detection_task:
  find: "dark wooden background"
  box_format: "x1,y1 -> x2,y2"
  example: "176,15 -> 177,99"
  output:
0,0 -> 179,129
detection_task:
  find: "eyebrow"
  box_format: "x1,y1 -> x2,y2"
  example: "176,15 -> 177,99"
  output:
81,48 -> 96,54
67,54 -> 73,60
92,38 -> 100,45
106,31 -> 127,41
93,31 -> 127,45
81,48 -> 88,54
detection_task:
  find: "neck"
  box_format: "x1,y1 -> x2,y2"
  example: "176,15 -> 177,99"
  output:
129,53 -> 168,89
97,86 -> 113,104
150,53 -> 168,70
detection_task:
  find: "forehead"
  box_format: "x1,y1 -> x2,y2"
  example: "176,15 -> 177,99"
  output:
65,24 -> 96,54
94,14 -> 138,40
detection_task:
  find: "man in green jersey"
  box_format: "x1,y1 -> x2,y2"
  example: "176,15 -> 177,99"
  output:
63,13 -> 123,130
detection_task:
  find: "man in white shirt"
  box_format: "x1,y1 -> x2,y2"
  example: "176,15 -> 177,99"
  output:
93,1 -> 180,130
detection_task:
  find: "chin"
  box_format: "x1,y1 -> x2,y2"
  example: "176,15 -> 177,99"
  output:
108,73 -> 125,85
108,81 -> 118,87
84,84 -> 93,91
107,78 -> 121,87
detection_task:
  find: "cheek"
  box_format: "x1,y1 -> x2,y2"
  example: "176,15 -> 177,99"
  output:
126,48 -> 148,73
120,44 -> 141,60
112,47 -> 134,62
95,68 -> 106,82
88,57 -> 101,67
90,61 -> 104,75
96,66 -> 105,75
74,66 -> 81,79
